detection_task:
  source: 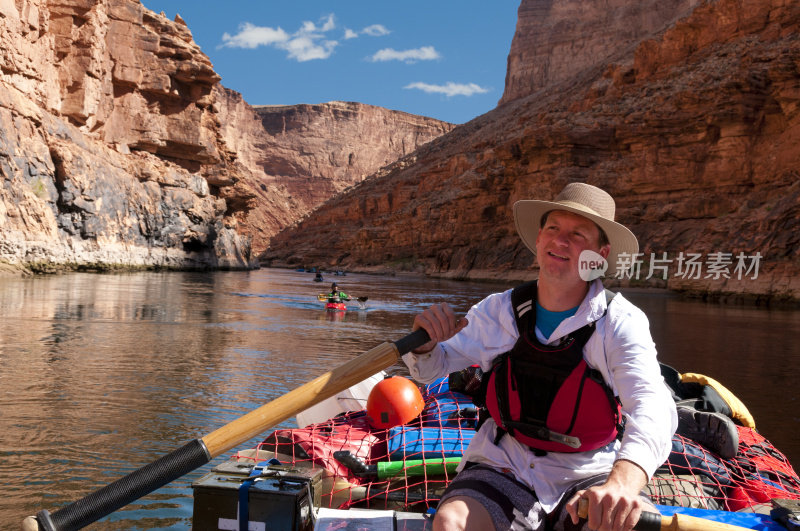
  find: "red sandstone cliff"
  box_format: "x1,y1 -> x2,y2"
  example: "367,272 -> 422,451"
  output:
500,0 -> 703,104
0,0 -> 253,270
264,0 -> 800,303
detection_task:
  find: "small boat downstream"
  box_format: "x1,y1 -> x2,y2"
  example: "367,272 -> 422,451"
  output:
317,292 -> 369,312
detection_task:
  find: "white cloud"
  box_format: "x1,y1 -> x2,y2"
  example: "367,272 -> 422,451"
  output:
285,36 -> 337,62
219,14 -> 338,61
318,14 -> 336,32
404,82 -> 490,97
369,46 -> 440,63
221,23 -> 289,49
343,23 -> 390,40
362,24 -> 390,37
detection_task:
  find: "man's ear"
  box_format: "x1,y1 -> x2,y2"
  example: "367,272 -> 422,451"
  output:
598,244 -> 611,259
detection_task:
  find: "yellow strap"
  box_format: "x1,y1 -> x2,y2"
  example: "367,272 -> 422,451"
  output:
680,372 -> 756,428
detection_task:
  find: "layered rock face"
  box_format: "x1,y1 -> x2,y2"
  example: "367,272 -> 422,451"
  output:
500,0 -> 703,105
265,0 -> 800,303
0,0 -> 253,270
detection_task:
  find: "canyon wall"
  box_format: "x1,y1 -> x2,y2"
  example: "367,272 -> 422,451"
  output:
0,0 -> 453,272
0,0 -> 254,271
500,0 -> 703,104
214,95 -> 454,253
265,0 -> 800,304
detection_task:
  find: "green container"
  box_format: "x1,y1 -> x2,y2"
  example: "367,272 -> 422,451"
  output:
192,465 -> 323,531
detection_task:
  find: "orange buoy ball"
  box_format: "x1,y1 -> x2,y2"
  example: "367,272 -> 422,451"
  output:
366,376 -> 425,429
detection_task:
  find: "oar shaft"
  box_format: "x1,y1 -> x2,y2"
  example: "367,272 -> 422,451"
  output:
25,329 -> 431,531
577,499 -> 752,531
202,339 -> 401,456
659,513 -> 753,531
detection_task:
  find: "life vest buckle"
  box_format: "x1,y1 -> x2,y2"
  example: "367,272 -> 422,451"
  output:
539,428 -> 581,449
506,422 -> 582,449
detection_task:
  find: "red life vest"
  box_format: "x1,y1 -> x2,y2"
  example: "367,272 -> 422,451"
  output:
483,281 -> 622,453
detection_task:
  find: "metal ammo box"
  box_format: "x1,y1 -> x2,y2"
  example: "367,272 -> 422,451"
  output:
192,460 -> 323,531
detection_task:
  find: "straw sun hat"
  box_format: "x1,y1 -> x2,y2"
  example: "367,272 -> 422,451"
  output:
513,182 -> 639,275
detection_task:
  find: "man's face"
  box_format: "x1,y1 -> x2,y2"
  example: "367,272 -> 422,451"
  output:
535,210 -> 610,283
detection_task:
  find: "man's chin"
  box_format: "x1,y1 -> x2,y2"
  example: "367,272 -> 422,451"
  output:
538,265 -> 577,281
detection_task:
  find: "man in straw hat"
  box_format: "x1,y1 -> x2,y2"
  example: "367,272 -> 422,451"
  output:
404,182 -> 677,531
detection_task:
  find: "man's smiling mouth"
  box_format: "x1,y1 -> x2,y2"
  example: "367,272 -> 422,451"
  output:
548,251 -> 569,260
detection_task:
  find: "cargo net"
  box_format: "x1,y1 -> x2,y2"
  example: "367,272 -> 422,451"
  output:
233,377 -> 800,514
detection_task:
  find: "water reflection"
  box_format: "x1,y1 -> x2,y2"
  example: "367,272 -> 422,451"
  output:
0,270 -> 798,528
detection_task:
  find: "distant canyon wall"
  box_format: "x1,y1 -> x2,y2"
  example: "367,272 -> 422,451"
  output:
214,95 -> 454,254
0,0 -> 453,272
500,0 -> 703,104
265,0 -> 800,304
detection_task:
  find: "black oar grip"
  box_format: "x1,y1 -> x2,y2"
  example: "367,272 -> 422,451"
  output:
35,439 -> 211,531
634,510 -> 662,531
393,328 -> 431,355
578,498 -> 664,531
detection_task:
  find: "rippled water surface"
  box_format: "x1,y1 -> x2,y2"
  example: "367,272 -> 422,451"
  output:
1,269 -> 798,529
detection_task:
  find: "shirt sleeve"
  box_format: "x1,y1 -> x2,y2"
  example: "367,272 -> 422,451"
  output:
402,290 -> 519,384
602,301 -> 678,479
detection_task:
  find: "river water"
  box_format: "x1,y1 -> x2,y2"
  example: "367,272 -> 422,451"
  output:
1,268 -> 798,529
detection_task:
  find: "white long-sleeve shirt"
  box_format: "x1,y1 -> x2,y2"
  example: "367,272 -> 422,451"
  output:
402,280 -> 677,512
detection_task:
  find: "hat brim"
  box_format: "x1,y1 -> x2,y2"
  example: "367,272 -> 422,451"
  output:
513,200 -> 639,275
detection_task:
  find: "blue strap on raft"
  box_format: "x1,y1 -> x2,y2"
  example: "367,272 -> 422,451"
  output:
237,458 -> 281,531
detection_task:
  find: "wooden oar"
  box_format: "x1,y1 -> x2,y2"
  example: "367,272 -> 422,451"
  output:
23,328 -> 430,531
577,498 -> 753,531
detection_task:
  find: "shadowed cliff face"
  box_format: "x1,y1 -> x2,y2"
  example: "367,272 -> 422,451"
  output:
264,0 -> 800,303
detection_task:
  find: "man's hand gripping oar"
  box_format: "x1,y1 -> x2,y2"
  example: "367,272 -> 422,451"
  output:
22,328 -> 430,531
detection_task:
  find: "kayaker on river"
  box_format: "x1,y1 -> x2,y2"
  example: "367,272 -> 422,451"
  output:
405,183 -> 678,531
326,283 -> 350,304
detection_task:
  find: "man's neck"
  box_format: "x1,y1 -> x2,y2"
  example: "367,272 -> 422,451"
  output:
537,278 -> 590,312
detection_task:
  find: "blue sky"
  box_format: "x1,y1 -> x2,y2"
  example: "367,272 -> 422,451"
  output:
139,1 -> 520,124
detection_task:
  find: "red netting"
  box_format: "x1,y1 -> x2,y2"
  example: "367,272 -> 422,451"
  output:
230,379 -> 800,514
654,425 -> 800,512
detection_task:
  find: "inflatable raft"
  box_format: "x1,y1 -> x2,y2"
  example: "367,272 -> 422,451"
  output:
192,373 -> 800,531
